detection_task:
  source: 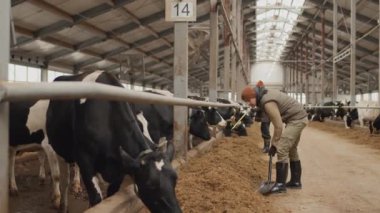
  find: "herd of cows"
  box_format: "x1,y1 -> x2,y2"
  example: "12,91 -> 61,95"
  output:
306,100 -> 380,133
9,71 -> 255,212
10,70 -> 380,212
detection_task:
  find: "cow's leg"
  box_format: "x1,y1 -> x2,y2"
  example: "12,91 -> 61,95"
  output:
359,118 -> 364,127
71,163 -> 82,194
77,156 -> 102,206
343,116 -> 349,129
61,163 -> 71,213
37,150 -> 46,185
9,147 -> 18,196
41,140 -> 61,209
97,173 -> 106,185
189,134 -> 193,149
369,121 -> 374,134
106,176 -> 123,197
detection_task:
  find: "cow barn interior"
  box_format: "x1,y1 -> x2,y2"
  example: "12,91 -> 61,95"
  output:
1,0 -> 380,212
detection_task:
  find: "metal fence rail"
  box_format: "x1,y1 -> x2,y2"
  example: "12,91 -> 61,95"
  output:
304,105 -> 380,109
0,82 -> 240,108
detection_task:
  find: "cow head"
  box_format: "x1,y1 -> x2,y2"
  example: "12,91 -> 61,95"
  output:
372,114 -> 380,132
335,102 -> 347,120
120,143 -> 181,213
189,109 -> 211,140
345,108 -> 358,128
202,107 -> 227,127
237,110 -> 253,127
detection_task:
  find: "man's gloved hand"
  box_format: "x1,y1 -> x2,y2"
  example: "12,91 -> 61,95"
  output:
268,145 -> 277,156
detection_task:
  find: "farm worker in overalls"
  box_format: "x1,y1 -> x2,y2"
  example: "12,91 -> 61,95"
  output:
241,85 -> 308,195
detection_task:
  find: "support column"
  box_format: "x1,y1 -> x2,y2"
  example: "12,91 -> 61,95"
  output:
287,64 -> 290,93
321,9 -> 326,103
283,64 -> 287,92
301,42 -> 305,104
0,0 -> 10,212
305,74 -> 309,104
223,12 -> 231,92
333,0 -> 338,102
293,54 -> 295,99
368,71 -> 371,100
237,0 -> 242,56
130,74 -> 135,90
41,66 -> 48,82
292,56 -> 295,98
305,34 -> 310,104
230,0 -> 237,101
312,22 -> 316,104
173,22 -> 189,158
296,48 -> 299,101
290,57 -> 294,97
378,0 -> 380,104
350,0 -> 356,105
209,0 -> 218,102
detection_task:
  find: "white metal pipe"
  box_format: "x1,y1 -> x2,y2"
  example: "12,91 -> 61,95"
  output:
0,0 -> 10,212
0,82 -> 240,108
250,5 -> 317,10
304,105 -> 380,109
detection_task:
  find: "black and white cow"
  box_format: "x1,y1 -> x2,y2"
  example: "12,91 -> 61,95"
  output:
311,102 -> 336,122
305,107 -> 316,121
216,98 -> 248,136
132,91 -> 226,149
373,114 -> 380,133
46,71 -> 181,212
9,100 -> 81,209
334,101 -> 347,120
216,98 -> 238,121
187,95 -> 228,128
345,101 -> 380,134
345,107 -> 358,128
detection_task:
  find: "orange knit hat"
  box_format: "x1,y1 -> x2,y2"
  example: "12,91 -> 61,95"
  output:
241,86 -> 256,102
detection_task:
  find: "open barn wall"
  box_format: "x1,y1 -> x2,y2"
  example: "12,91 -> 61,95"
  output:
250,62 -> 284,89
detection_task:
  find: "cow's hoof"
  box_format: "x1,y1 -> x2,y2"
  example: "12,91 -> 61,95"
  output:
52,194 -> 61,209
59,202 -> 69,213
9,188 -> 18,196
39,177 -> 46,185
72,183 -> 82,194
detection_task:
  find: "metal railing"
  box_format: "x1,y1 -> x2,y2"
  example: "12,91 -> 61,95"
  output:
304,105 -> 380,109
0,82 -> 240,108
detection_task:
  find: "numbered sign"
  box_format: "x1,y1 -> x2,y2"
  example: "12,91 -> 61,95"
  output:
165,0 -> 197,22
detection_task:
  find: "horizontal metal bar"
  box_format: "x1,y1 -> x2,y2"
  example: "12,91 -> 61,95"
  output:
250,5 -> 317,10
304,105 -> 380,109
0,82 -> 239,108
188,26 -> 210,31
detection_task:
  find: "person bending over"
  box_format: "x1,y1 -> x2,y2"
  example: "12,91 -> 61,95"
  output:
241,85 -> 308,195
